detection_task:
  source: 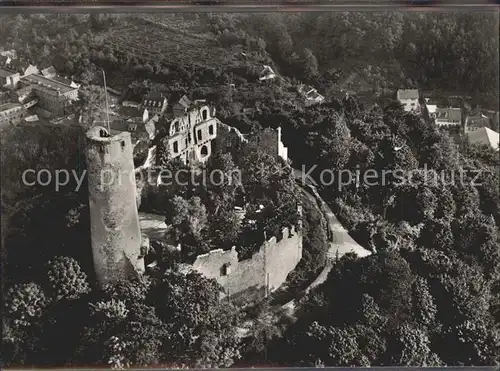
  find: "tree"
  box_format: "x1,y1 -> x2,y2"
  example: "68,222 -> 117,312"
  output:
300,48 -> 319,79
3,283 -> 48,366
165,196 -> 190,227
151,271 -> 242,367
45,256 -> 91,301
78,85 -> 108,129
187,196 -> 208,239
385,323 -> 441,366
411,277 -> 438,329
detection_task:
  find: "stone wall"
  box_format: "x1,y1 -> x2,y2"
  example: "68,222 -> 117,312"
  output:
191,225 -> 302,300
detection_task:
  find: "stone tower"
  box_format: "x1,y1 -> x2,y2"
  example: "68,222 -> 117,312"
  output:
84,126 -> 145,286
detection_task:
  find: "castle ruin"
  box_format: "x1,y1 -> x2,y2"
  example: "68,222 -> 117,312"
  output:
188,208 -> 303,302
85,126 -> 145,286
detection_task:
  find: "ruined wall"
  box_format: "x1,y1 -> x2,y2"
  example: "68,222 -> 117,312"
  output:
250,127 -> 288,162
191,225 -> 302,300
85,126 -> 144,286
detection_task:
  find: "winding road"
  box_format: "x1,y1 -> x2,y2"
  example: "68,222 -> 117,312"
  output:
279,169 -> 372,315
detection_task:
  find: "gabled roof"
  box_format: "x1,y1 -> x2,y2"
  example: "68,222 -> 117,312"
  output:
397,89 -> 419,100
426,104 -> 437,114
177,94 -> 192,108
259,65 -> 276,80
436,107 -> 461,122
447,108 -> 462,122
467,127 -> 499,150
142,90 -> 167,107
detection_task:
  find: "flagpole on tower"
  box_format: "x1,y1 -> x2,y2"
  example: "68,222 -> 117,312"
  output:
102,69 -> 110,134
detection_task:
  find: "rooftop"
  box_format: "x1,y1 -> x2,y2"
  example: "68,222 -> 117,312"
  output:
177,94 -> 192,108
467,127 -> 499,150
0,102 -> 22,111
41,66 -> 57,77
436,107 -> 461,122
397,89 -> 419,100
21,74 -> 76,94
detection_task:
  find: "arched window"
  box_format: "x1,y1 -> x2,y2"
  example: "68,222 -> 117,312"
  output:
202,109 -> 208,121
200,145 -> 208,157
173,121 -> 179,133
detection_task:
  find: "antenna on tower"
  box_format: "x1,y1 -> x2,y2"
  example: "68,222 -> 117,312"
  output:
102,69 -> 111,134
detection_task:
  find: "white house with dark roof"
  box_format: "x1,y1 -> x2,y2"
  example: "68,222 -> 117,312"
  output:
435,107 -> 462,127
397,89 -> 419,112
0,67 -> 20,89
141,91 -> 167,116
259,65 -> 276,81
467,127 -> 499,151
298,84 -> 325,106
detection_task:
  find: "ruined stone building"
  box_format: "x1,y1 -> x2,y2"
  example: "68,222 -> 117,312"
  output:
85,126 -> 146,286
158,98 -> 218,166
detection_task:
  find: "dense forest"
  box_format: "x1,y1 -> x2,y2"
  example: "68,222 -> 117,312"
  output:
0,12 -> 498,107
1,11 -> 499,368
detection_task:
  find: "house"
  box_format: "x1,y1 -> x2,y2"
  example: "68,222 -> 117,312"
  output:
258,65 -> 276,81
173,94 -> 192,117
158,98 -> 218,166
426,104 -> 437,115
0,55 -> 12,67
145,115 -> 159,140
52,75 -> 80,89
141,91 -> 168,116
20,73 -> 79,117
298,84 -> 325,106
397,89 -> 419,112
466,111 -> 490,132
7,59 -> 38,77
0,50 -> 17,59
0,102 -> 26,127
435,107 -> 462,127
0,68 -> 20,89
467,127 -> 499,151
41,66 -> 57,79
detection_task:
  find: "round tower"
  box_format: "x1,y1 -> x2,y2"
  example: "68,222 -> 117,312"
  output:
84,126 -> 144,286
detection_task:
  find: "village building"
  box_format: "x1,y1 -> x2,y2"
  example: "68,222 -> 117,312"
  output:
397,89 -> 419,112
426,104 -> 438,116
20,73 -> 79,117
465,107 -> 491,132
172,94 -> 192,117
0,102 -> 26,127
6,59 -> 39,77
41,66 -> 57,79
0,55 -> 12,67
0,68 -> 20,89
141,91 -> 168,116
467,127 -> 499,151
259,65 -> 276,81
298,84 -> 325,106
435,107 -> 462,127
